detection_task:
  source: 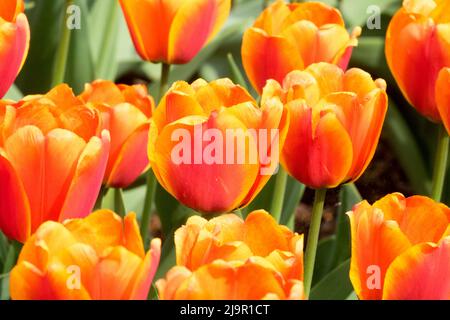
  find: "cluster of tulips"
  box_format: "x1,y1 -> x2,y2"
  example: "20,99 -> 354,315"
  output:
0,0 -> 449,300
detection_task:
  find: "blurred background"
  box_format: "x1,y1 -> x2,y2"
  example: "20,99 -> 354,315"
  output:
3,0 -> 447,299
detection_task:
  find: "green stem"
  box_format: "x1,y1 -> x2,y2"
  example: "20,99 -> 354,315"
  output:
159,63 -> 171,101
431,125 -> 449,202
270,167 -> 288,223
303,188 -> 327,298
263,0 -> 270,10
113,188 -> 126,217
51,0 -> 74,87
140,170 -> 157,248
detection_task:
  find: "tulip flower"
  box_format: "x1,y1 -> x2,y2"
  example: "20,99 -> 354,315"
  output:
119,0 -> 231,64
148,78 -> 289,214
386,0 -> 450,122
0,0 -> 29,98
242,0 -> 361,94
10,210 -> 161,300
0,84 -> 110,243
262,63 -> 388,189
157,210 -> 305,300
348,193 -> 450,300
79,80 -> 154,188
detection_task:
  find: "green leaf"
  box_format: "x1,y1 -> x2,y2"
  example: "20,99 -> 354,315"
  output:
384,100 -> 431,195
65,0 -> 95,93
312,235 -> 336,285
310,259 -> 353,300
89,0 -> 120,79
16,0 -> 65,94
328,183 -> 361,268
280,176 -> 305,229
346,291 -> 358,300
227,53 -> 249,90
154,184 -> 195,237
341,0 -> 400,27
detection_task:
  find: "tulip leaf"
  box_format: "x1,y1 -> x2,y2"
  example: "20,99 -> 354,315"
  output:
88,0 -> 120,79
154,184 -> 196,237
329,183 -> 361,268
227,52 -> 249,90
340,0 -> 400,28
15,0 -> 66,94
384,100 -> 431,195
310,259 -> 353,300
312,235 -> 336,285
280,177 -> 305,230
64,0 -> 95,93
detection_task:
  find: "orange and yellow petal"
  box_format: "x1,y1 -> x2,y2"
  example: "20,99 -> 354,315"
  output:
168,0 -> 231,64
59,131 -> 110,221
383,238 -> 450,300
242,28 -> 304,94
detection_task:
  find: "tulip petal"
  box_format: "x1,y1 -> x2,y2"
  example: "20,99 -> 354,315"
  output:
383,238 -> 450,300
169,0 -> 231,64
244,210 -> 292,256
153,113 -> 260,213
436,67 -> 450,134
282,21 -> 351,67
374,194 -> 450,244
106,123 -> 149,188
0,152 -> 30,242
129,238 -> 161,300
123,212 -> 145,258
4,126 -> 87,232
283,1 -> 344,28
192,78 -> 256,113
64,210 -> 123,255
88,246 -> 143,300
168,260 -> 288,300
0,13 -> 29,98
348,202 -> 411,300
242,28 -> 304,94
119,0 -> 182,62
59,130 -> 110,221
282,101 -> 353,188
385,9 -> 450,121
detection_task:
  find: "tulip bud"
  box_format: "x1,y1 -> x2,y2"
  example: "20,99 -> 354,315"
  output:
0,84 -> 110,242
157,210 -> 305,300
348,193 -> 450,300
10,210 -> 161,300
119,0 -> 231,64
79,80 -> 154,188
242,0 -> 361,94
262,63 -> 388,189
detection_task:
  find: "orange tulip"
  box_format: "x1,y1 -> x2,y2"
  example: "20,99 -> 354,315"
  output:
348,193 -> 450,300
0,84 -> 110,243
79,80 -> 154,188
157,210 -> 305,300
148,78 -> 289,214
262,63 -> 388,189
0,0 -> 29,98
386,0 -> 450,121
119,0 -> 231,64
242,0 -> 361,94
10,210 -> 161,300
